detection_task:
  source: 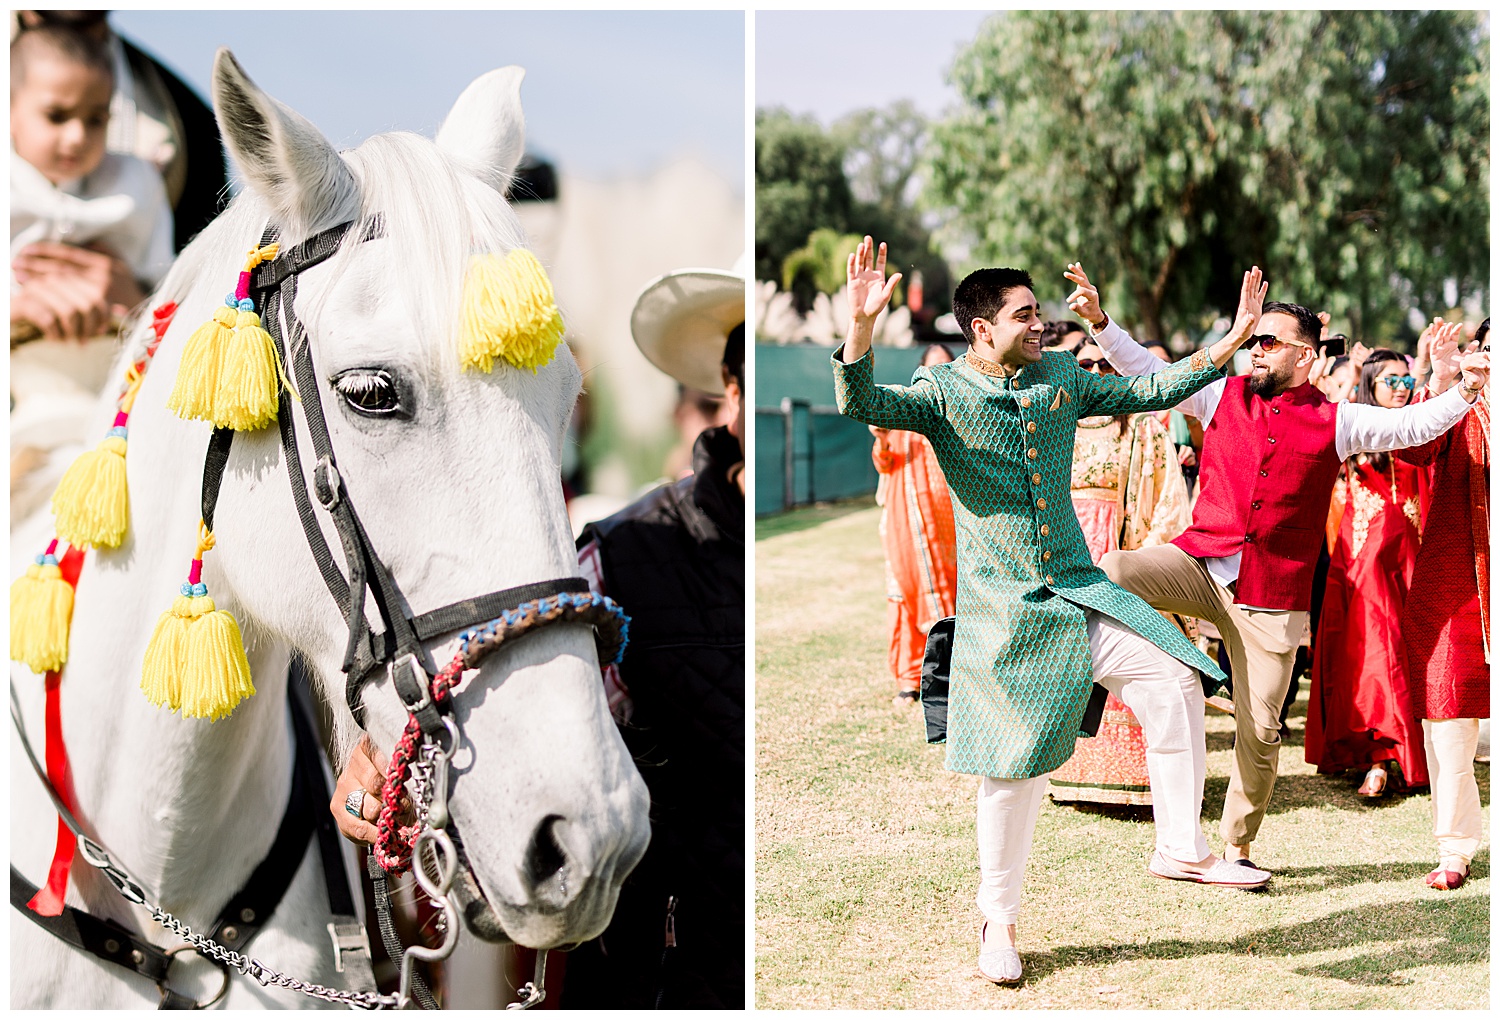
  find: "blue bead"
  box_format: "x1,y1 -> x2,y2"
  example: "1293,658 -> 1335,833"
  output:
237,298 -> 256,312
34,554 -> 45,565
107,425 -> 128,439
41,554 -> 58,567
224,294 -> 238,307
191,582 -> 209,597
180,583 -> 194,597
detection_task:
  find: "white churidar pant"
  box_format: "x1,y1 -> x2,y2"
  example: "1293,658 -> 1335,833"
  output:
1421,717 -> 1483,864
976,612 -> 1210,927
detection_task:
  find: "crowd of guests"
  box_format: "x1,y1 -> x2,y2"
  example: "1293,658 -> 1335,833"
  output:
873,310 -> 1490,890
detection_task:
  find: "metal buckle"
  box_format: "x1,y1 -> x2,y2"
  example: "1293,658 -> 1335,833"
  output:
313,455 -> 342,511
327,921 -> 373,974
391,654 -> 431,714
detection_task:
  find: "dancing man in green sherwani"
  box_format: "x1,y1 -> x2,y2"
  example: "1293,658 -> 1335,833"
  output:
833,238 -> 1272,985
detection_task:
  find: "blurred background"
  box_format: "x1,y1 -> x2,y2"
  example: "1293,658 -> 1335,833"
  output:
754,10 -> 1489,514
113,10 -> 746,531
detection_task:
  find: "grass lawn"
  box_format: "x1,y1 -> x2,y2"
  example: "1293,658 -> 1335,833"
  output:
755,502 -> 1489,1009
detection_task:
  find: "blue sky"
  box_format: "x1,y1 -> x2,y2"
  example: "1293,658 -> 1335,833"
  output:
110,10 -> 745,187
756,11 -> 994,124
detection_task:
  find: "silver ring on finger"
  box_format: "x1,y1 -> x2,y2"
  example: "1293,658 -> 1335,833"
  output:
344,789 -> 365,819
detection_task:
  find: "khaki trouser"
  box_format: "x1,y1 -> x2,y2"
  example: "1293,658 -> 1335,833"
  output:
1100,544 -> 1307,847
1422,718 -> 1484,864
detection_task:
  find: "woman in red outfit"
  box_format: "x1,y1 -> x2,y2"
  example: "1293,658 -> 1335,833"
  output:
1305,350 -> 1428,795
1396,320 -> 1490,890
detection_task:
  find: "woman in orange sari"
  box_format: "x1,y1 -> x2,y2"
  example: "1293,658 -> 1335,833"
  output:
1049,341 -> 1193,805
872,344 -> 958,706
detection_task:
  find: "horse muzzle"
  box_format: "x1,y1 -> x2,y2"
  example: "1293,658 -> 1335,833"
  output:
450,798 -> 650,946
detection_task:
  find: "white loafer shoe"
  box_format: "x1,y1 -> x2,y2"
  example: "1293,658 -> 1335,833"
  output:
977,922 -> 1022,984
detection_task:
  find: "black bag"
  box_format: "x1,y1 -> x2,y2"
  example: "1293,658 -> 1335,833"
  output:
919,616 -> 1110,744
919,617 -> 955,743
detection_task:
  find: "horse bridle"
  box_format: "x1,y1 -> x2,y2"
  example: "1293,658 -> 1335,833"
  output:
228,219 -> 626,1003
211,218 -> 613,730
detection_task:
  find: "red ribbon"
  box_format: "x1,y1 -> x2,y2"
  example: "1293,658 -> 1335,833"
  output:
27,545 -> 86,917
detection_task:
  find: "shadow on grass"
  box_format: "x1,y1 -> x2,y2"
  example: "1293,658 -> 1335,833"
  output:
1265,847 -> 1488,891
1010,892 -> 1489,986
757,496 -> 876,541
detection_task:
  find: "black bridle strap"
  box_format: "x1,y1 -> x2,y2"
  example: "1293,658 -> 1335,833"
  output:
11,867 -> 173,986
247,220 -> 594,731
11,680 -> 356,1005
410,577 -> 590,643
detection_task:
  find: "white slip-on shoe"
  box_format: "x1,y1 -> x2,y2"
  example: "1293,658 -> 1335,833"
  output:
977,922 -> 1023,984
1148,851 -> 1270,889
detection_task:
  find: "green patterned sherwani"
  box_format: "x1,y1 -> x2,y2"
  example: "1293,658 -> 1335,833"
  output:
834,346 -> 1229,779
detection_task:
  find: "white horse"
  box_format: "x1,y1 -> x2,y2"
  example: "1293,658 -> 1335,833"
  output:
11,50 -> 650,1008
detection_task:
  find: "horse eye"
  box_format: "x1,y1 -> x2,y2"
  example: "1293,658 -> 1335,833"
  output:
333,369 -> 406,418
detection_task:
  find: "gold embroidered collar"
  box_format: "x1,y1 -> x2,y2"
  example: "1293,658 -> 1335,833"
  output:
965,350 -> 1018,379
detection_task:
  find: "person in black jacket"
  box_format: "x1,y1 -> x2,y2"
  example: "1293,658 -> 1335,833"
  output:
561,265 -> 745,1009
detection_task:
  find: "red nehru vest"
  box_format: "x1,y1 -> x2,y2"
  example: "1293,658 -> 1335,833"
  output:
1173,376 -> 1341,610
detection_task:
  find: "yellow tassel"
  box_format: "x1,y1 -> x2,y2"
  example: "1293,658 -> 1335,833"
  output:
458,249 -> 565,373
167,304 -> 237,422
140,594 -> 195,710
140,592 -> 255,720
141,523 -> 255,720
181,600 -> 255,720
10,559 -> 74,674
51,435 -> 130,549
213,309 -> 280,430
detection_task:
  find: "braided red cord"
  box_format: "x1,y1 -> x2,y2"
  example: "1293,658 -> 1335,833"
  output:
372,653 -> 466,874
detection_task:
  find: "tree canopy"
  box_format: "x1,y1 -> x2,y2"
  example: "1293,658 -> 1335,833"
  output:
923,10 -> 1489,341
756,106 -> 950,317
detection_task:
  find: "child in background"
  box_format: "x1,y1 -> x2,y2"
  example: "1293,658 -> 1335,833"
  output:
10,19 -> 174,520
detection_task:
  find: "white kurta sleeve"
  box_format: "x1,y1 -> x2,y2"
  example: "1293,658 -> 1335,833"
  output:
1335,385 -> 1474,460
1091,318 -> 1225,424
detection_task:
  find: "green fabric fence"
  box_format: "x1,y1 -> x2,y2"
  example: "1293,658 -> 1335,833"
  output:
755,343 -> 929,515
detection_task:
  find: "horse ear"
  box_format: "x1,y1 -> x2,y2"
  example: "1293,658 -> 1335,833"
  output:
435,67 -> 527,195
211,48 -> 358,237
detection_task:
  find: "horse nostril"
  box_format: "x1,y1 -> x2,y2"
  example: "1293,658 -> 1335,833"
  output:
524,814 -> 568,890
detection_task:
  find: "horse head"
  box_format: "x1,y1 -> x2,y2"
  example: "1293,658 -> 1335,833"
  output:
173,50 -> 649,948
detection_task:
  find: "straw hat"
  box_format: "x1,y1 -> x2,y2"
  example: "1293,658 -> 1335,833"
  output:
629,257 -> 745,395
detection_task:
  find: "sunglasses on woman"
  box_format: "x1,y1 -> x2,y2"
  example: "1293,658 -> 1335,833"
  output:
1078,358 -> 1114,374
1376,374 -> 1416,390
1250,334 -> 1314,352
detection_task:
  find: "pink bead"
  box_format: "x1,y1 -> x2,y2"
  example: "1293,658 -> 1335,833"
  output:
234,271 -> 252,302
188,559 -> 203,586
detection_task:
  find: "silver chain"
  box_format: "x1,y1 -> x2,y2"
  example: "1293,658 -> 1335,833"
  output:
148,906 -> 398,1009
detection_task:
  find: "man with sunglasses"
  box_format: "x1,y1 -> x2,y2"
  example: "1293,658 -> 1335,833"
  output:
1067,265 -> 1490,878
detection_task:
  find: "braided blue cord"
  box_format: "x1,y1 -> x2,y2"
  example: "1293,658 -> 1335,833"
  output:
458,590 -> 630,665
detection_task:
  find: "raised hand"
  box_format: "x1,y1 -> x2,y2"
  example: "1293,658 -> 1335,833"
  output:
1428,320 -> 1467,391
1348,340 -> 1373,369
1229,266 -> 1268,341
1457,349 -> 1489,401
1307,345 -> 1334,387
847,235 -> 901,326
1063,263 -> 1105,327
840,236 -> 902,364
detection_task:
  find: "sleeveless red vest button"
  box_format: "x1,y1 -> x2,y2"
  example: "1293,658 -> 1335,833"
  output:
1172,377 -> 1341,610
